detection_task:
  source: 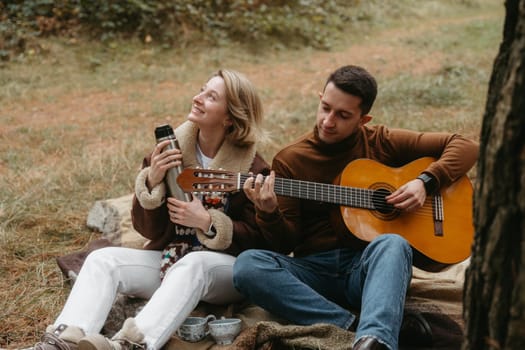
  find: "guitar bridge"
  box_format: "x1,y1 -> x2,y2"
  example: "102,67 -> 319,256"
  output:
433,194 -> 444,236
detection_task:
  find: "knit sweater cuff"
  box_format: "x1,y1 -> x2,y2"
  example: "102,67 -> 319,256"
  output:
135,167 -> 166,210
196,209 -> 233,250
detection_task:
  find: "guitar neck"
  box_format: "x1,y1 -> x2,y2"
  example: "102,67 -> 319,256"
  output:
239,174 -> 376,210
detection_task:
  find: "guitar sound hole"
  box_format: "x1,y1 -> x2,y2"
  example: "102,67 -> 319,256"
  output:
372,188 -> 396,215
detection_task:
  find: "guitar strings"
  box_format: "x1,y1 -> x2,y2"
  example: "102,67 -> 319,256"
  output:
237,174 -> 441,217
189,171 -> 441,217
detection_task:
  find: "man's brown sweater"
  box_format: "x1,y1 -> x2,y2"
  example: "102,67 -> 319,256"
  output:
256,124 -> 479,257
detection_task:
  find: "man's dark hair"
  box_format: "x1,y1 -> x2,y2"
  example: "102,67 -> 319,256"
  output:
325,65 -> 378,115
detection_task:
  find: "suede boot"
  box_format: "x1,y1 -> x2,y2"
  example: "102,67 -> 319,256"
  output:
78,318 -> 146,350
34,324 -> 85,350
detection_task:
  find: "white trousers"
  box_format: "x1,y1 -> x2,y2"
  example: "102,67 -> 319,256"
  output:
54,247 -> 243,349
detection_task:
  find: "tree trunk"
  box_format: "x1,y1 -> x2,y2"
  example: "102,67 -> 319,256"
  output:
463,0 -> 525,349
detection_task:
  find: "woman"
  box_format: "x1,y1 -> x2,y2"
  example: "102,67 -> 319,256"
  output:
34,69 -> 270,350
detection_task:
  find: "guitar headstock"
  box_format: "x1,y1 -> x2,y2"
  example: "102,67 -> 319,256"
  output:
177,168 -> 241,193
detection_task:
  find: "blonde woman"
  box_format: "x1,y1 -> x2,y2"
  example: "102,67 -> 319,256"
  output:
34,69 -> 270,350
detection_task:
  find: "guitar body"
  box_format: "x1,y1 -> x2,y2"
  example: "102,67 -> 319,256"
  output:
337,157 -> 474,268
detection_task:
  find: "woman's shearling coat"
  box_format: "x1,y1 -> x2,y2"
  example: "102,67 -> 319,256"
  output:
131,121 -> 270,256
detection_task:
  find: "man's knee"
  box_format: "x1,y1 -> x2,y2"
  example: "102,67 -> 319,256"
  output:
233,250 -> 255,284
370,234 -> 413,263
375,234 -> 410,250
233,249 -> 268,291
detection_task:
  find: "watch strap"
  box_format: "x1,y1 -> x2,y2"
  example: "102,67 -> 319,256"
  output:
417,173 -> 438,195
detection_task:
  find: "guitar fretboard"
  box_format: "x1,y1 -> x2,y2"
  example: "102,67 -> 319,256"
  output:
239,174 -> 382,210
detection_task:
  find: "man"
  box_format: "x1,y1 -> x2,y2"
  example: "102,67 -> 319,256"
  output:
233,65 -> 478,350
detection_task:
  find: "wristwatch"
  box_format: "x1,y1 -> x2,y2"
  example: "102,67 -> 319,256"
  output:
417,173 -> 438,195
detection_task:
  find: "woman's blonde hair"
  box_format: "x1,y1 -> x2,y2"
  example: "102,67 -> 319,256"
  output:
213,69 -> 265,147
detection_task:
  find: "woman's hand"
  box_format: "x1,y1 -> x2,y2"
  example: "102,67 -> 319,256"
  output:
166,196 -> 211,232
147,140 -> 183,189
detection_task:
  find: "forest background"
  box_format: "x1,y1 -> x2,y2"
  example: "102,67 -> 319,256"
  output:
0,0 -> 504,348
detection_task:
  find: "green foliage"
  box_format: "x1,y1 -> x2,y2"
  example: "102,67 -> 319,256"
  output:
0,0 -> 80,60
1,0 -> 360,61
76,0 -> 358,48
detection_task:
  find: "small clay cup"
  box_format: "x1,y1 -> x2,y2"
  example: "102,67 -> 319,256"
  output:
176,314 -> 216,342
208,318 -> 242,345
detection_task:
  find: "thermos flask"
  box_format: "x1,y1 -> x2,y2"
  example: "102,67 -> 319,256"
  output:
154,124 -> 191,202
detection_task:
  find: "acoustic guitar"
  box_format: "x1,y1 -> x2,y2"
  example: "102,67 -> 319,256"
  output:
177,157 -> 474,269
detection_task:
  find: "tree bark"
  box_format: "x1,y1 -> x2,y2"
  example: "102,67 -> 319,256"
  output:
463,0 -> 525,349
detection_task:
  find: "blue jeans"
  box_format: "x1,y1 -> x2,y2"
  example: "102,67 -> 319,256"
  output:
233,234 -> 412,350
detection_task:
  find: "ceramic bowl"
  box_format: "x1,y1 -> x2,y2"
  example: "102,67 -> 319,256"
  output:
176,315 -> 216,342
208,318 -> 242,345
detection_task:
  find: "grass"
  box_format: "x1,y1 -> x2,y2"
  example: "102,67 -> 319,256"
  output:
0,0 -> 503,347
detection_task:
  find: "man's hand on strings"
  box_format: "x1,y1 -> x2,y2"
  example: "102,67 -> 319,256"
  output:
385,179 -> 427,212
243,171 -> 278,213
